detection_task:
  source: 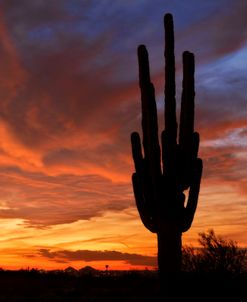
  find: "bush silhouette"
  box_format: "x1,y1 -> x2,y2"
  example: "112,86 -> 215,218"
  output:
182,230 -> 247,274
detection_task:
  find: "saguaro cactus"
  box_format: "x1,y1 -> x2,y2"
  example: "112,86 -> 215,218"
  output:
131,13 -> 203,276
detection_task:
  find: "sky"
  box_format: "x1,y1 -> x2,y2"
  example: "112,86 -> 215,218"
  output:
0,0 -> 246,270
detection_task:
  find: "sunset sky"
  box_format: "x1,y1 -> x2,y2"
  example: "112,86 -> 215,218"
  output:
0,0 -> 246,270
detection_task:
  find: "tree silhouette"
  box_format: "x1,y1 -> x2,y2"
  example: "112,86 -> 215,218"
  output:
131,13 -> 203,277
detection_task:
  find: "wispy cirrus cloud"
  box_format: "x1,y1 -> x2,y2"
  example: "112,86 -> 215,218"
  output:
0,169 -> 132,227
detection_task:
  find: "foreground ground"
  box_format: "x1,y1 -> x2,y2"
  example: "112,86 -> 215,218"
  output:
0,269 -> 246,302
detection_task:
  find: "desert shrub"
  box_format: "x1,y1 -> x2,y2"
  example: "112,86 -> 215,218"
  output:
182,245 -> 200,272
182,229 -> 247,274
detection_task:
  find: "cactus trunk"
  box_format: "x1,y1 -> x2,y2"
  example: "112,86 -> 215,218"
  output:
158,226 -> 182,275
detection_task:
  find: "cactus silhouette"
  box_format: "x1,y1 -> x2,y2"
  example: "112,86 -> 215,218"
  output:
131,13 -> 203,276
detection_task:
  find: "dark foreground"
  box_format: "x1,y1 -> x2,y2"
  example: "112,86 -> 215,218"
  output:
0,269 -> 246,302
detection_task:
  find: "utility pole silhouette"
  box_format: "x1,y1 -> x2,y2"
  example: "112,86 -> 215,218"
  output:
131,13 -> 203,277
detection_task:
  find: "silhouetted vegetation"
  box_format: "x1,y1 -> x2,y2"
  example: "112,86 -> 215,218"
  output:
0,254 -> 246,302
0,231 -> 246,301
131,13 -> 202,276
0,268 -> 159,302
182,229 -> 247,274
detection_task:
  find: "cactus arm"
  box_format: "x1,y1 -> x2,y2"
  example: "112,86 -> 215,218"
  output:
164,13 -> 177,141
179,51 -> 202,231
178,51 -> 196,190
182,158 -> 203,232
179,51 -> 195,149
131,132 -> 158,231
132,173 -> 158,233
162,14 -> 178,177
192,132 -> 200,159
131,132 -> 143,174
137,45 -> 161,180
137,45 -> 161,210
